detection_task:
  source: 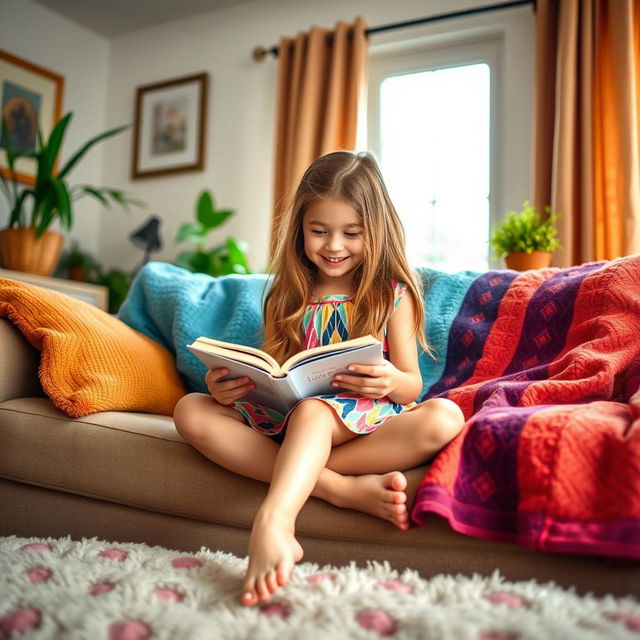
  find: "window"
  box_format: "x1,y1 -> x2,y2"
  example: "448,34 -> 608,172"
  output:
368,38 -> 501,273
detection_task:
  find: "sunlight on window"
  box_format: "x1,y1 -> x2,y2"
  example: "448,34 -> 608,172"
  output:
379,63 -> 490,273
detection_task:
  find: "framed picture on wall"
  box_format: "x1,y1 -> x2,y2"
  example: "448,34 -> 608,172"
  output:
0,49 -> 64,185
131,72 -> 208,179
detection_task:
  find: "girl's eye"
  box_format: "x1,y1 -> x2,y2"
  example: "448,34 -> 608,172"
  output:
344,232 -> 360,238
310,229 -> 326,235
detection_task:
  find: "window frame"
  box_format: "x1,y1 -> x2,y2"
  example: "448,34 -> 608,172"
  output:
367,35 -> 505,270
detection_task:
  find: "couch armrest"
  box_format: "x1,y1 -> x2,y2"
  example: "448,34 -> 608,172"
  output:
0,317 -> 43,402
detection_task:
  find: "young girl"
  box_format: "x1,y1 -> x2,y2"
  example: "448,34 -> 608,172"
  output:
173,151 -> 464,606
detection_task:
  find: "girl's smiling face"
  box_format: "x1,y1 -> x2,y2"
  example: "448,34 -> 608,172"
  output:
302,198 -> 365,292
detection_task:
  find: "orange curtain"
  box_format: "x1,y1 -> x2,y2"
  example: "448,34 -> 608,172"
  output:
271,16 -> 368,254
533,0 -> 640,266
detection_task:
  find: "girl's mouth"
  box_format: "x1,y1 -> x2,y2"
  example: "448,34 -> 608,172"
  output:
322,256 -> 348,265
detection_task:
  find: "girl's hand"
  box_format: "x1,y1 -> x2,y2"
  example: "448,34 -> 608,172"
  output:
332,361 -> 401,399
205,368 -> 255,405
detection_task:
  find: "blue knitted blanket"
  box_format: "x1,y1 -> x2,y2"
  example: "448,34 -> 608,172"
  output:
118,263 -> 270,393
118,262 -> 478,396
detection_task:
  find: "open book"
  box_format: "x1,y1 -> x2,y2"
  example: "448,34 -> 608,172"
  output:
187,335 -> 383,413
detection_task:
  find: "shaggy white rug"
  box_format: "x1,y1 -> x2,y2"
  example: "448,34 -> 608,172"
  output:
1,536 -> 638,640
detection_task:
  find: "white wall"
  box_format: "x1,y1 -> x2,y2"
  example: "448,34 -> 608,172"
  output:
2,0 -> 534,273
0,0 -> 110,255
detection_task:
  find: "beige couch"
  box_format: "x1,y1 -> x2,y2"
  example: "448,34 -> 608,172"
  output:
1,316 -> 638,598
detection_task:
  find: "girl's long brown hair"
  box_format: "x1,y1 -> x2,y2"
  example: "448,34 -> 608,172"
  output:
263,151 -> 430,363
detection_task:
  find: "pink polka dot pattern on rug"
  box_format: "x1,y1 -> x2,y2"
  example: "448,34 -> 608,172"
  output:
25,567 -> 52,584
259,603 -> 289,619
484,592 -> 528,609
0,607 -> 41,638
88,582 -> 115,596
306,573 -> 334,584
356,609 -> 397,636
375,579 -> 414,594
19,542 -> 52,552
99,548 -> 128,562
154,587 -> 183,602
171,556 -> 202,569
605,612 -> 640,632
109,620 -> 152,640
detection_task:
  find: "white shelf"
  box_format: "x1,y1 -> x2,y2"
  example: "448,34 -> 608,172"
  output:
0,268 -> 109,311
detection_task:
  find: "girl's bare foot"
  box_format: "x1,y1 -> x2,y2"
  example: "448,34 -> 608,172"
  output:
330,471 -> 410,529
240,510 -> 304,606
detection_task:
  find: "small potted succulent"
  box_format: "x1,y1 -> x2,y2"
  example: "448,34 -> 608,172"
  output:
490,201 -> 561,270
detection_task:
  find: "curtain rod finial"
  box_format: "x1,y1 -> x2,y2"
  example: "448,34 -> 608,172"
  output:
252,46 -> 268,62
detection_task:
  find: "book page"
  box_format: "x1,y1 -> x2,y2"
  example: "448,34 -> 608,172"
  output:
189,337 -> 279,373
186,345 -> 300,413
286,341 -> 384,397
280,335 -> 379,373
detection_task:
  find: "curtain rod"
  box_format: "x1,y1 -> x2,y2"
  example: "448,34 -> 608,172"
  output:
252,0 -> 535,61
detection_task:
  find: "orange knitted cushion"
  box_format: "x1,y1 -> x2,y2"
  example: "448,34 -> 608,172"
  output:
0,278 -> 185,417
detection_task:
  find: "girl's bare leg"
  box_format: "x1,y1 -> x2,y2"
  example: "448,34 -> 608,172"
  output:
327,397 -> 465,474
240,398 -> 465,605
320,398 -> 464,527
173,394 -> 464,532
174,394 -> 464,604
240,398 -> 356,605
174,394 -> 410,527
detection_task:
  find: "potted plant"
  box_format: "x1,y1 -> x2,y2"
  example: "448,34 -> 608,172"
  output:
174,190 -> 251,276
56,240 -> 102,282
490,201 -> 562,270
0,112 -> 143,276
54,241 -> 133,313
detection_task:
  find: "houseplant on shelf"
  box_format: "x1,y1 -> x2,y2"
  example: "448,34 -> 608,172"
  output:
54,240 -> 133,314
0,112 -> 143,276
490,201 -> 562,271
56,240 -> 102,282
174,190 -> 251,276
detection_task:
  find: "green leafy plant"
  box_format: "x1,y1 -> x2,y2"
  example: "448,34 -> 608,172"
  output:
174,190 -> 250,276
0,112 -> 144,237
490,201 -> 562,258
53,240 -> 133,313
56,240 -> 102,281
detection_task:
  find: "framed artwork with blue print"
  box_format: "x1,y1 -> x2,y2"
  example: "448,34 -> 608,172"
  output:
0,49 -> 64,185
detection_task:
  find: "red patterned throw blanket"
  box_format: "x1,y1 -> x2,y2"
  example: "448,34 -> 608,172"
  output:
411,255 -> 640,559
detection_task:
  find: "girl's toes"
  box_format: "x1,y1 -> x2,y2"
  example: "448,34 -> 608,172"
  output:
389,472 -> 408,492
241,588 -> 258,606
276,559 -> 293,587
256,576 -> 271,601
266,570 -> 279,594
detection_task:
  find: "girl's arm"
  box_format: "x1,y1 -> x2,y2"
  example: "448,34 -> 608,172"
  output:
332,294 -> 423,404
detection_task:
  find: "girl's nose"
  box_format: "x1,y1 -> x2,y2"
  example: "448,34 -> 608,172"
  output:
326,233 -> 343,251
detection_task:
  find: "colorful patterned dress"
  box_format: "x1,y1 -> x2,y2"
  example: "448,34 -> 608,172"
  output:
232,282 -> 417,440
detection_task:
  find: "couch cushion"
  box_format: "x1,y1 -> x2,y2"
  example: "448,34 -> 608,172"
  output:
0,279 -> 185,417
0,318 -> 43,402
0,397 -> 432,545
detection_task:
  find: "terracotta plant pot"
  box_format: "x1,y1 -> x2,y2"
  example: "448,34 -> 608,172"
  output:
0,227 -> 64,276
504,251 -> 552,271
